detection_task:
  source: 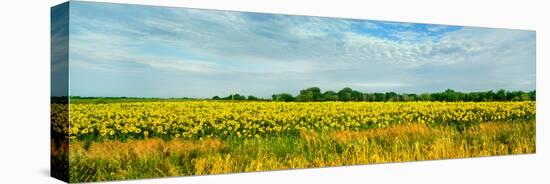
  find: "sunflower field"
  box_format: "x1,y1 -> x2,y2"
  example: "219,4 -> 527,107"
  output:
56,101 -> 536,141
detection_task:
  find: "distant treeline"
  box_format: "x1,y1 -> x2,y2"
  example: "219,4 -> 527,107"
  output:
212,94 -> 268,101
68,87 -> 536,102
215,87 -> 535,102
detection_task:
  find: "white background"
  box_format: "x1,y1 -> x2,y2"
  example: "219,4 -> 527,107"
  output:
0,0 -> 547,183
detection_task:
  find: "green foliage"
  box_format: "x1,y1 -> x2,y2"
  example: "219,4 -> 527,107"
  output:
247,95 -> 259,101
70,88 -> 536,103
272,93 -> 295,102
338,87 -> 353,101
322,91 -> 339,101
266,87 -> 535,102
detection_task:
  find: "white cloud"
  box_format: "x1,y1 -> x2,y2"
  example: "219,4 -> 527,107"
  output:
391,31 -> 426,41
67,2 -> 535,97
360,21 -> 379,29
427,25 -> 450,32
380,22 -> 415,27
136,57 -> 222,75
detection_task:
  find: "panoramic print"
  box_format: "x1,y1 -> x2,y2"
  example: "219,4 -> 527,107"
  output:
51,1 -> 536,182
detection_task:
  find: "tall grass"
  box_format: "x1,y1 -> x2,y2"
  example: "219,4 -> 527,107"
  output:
69,120 -> 535,182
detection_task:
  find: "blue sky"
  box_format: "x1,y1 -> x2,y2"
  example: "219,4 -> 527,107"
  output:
62,1 -> 536,98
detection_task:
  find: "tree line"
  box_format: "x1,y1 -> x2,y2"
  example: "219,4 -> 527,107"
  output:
214,87 -> 535,102
212,94 -> 267,101
69,87 -> 536,102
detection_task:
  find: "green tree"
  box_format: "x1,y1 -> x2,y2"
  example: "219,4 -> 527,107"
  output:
272,93 -> 295,102
385,92 -> 398,101
338,87 -> 353,101
374,93 -> 386,101
304,87 -> 322,101
322,91 -> 339,101
296,90 -> 314,102
419,93 -> 431,101
224,94 -> 245,100
247,95 -> 259,101
351,90 -> 363,101
495,89 -> 507,101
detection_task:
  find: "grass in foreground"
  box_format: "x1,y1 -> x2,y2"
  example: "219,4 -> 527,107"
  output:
68,120 -> 535,182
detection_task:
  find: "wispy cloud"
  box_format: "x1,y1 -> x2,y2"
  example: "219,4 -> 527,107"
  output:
427,25 -> 450,32
134,57 -> 222,75
66,2 -> 535,97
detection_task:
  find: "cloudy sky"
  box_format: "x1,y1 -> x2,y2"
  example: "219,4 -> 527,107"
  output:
65,1 -> 535,98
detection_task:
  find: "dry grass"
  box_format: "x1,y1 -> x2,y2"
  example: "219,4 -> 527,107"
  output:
69,120 -> 535,182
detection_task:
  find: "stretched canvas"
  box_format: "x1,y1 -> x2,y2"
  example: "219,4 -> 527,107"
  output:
51,1 -> 536,183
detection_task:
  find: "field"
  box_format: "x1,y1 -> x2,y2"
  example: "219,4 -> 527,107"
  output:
52,101 -> 536,182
